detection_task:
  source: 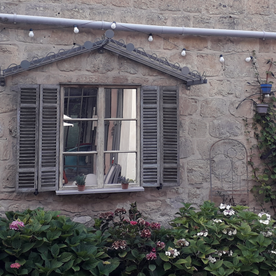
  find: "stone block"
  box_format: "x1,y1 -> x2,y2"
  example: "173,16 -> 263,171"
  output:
188,118 -> 207,138
229,100 -> 254,118
0,93 -> 17,114
196,54 -> 221,77
216,16 -> 240,30
170,15 -> 191,27
88,7 -> 116,22
59,4 -> 90,19
163,36 -> 180,50
228,0 -> 246,14
85,52 -> 116,74
246,0 -> 271,15
73,216 -> 92,224
2,164 -> 16,189
0,2 -> 19,14
193,15 -> 215,28
179,97 -> 198,116
25,3 -> 61,17
179,117 -> 187,137
197,139 -> 217,159
118,57 -> 138,75
224,55 -> 253,79
133,0 -> 157,9
180,137 -> 194,158
185,82 -> 210,97
158,0 -> 182,11
240,15 -> 264,31
208,80 -> 243,98
187,160 -> 209,184
0,140 -> 9,160
205,0 -> 228,15
0,44 -> 19,68
259,39 -> 271,53
200,98 -> 228,118
209,118 -> 242,138
145,13 -> 168,25
188,185 -> 210,203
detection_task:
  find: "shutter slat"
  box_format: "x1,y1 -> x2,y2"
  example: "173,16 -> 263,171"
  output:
17,85 -> 39,192
141,86 -> 160,187
38,85 -> 60,192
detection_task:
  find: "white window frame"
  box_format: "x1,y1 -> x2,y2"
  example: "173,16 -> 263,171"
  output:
57,85 -> 143,194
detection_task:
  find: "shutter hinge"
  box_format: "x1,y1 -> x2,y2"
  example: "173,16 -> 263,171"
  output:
156,183 -> 163,190
34,189 -> 39,196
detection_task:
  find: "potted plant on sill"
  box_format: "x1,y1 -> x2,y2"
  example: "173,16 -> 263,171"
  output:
118,176 -> 130,190
75,175 -> 86,191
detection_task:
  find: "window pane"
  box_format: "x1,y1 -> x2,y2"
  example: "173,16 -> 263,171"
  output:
64,121 -> 97,152
104,153 -> 136,184
64,87 -> 97,118
104,120 -> 136,151
104,88 -> 136,119
63,154 -> 97,185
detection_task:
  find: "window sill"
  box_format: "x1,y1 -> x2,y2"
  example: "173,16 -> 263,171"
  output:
56,187 -> 144,195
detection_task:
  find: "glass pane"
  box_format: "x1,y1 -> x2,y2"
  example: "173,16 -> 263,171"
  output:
104,120 -> 136,151
63,154 -> 97,185
104,88 -> 136,119
64,87 -> 97,119
104,153 -> 136,184
64,121 -> 97,152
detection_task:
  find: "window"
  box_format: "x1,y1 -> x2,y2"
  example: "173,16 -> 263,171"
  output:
16,85 -> 179,194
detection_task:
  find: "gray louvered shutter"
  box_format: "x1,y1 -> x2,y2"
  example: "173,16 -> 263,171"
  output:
38,85 -> 60,191
17,85 -> 39,192
160,86 -> 179,186
141,86 -> 160,187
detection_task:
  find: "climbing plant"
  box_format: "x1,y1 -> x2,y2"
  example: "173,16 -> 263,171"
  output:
245,97 -> 276,215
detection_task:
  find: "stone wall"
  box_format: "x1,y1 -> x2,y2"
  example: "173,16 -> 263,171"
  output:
0,0 -> 276,225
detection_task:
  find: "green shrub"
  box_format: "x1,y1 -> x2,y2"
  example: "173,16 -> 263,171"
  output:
0,208 -> 118,276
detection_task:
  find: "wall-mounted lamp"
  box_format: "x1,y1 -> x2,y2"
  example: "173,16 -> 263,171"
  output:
111,22 -> 116,29
219,54 -> 224,63
148,34 -> 153,42
73,25 -> 79,34
181,48 -> 186,57
29,29 -> 34,37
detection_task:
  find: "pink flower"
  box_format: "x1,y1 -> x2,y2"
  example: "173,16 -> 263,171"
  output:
145,221 -> 150,227
146,252 -> 157,260
10,263 -> 21,269
130,221 -> 138,226
9,220 -> 25,230
140,228 -> 151,238
156,241 -> 165,249
150,222 -> 161,230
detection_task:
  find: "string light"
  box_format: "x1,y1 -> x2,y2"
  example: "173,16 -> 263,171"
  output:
245,56 -> 252,62
111,22 -> 116,30
181,48 -> 186,56
29,29 -> 34,37
73,25 -> 79,34
219,54 -> 224,63
148,33 -> 153,42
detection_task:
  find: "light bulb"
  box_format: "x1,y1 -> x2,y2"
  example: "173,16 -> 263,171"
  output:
265,94 -> 270,98
219,54 -> 224,63
111,22 -> 116,29
181,48 -> 186,56
29,29 -> 34,37
245,56 -> 252,62
148,34 -> 153,42
74,26 -> 79,34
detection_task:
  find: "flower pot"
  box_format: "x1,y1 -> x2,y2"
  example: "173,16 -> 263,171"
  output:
256,104 -> 269,115
121,183 -> 129,189
260,84 -> 272,94
77,185 -> 85,191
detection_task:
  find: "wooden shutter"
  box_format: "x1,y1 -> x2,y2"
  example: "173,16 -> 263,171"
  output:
160,86 -> 179,186
38,85 -> 60,191
141,86 -> 160,187
17,85 -> 39,192
17,85 -> 59,192
141,86 -> 179,188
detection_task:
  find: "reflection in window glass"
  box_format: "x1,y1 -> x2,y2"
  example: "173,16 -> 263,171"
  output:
63,154 -> 97,185
104,153 -> 136,184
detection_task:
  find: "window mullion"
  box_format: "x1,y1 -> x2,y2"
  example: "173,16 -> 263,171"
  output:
97,87 -> 105,188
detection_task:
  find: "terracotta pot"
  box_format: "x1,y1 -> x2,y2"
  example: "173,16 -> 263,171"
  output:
77,185 -> 85,191
121,183 -> 129,189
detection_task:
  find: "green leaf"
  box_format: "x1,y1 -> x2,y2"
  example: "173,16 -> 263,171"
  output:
21,243 -> 35,253
118,251 -> 127,258
159,253 -> 169,262
51,244 -> 60,258
126,264 -> 137,272
149,264 -> 156,271
164,263 -> 171,271
18,269 -> 28,275
58,252 -> 72,263
269,271 -> 276,276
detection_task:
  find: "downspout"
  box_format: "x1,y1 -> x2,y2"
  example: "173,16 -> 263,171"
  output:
0,13 -> 275,39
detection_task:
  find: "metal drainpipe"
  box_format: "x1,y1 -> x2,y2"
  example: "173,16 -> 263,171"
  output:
0,13 -> 275,39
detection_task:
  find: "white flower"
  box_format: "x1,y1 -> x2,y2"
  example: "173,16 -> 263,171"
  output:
213,219 -> 223,223
223,251 -> 226,254
208,255 -> 216,263
258,212 -> 271,224
228,231 -> 232,236
228,250 -> 233,256
222,229 -> 227,234
233,229 -> 237,235
226,205 -> 231,210
197,230 -> 208,237
218,252 -> 222,256
219,203 -> 226,210
203,231 -> 208,237
165,251 -> 171,256
271,250 -> 276,254
223,209 -> 235,216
